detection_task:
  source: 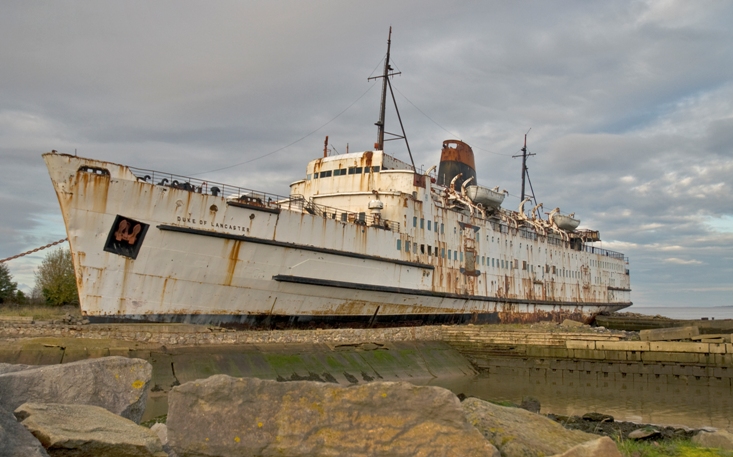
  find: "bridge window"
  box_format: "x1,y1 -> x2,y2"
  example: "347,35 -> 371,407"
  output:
371,166 -> 380,173
333,169 -> 347,176
319,170 -> 332,178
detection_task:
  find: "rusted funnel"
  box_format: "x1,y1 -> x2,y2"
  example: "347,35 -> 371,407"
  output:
437,140 -> 476,189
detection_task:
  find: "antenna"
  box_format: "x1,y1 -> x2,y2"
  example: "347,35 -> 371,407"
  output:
512,128 -> 535,201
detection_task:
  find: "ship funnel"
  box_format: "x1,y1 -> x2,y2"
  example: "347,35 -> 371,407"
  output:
437,140 -> 476,189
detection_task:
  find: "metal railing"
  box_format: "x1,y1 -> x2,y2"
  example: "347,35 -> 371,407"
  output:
583,245 -> 626,260
128,167 -> 399,232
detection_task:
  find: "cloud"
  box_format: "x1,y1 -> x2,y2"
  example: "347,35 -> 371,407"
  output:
664,257 -> 703,265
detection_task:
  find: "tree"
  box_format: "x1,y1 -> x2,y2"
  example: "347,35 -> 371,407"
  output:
34,248 -> 79,306
0,263 -> 18,304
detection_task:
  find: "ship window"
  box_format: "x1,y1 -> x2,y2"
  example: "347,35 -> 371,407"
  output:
405,241 -> 411,252
319,170 -> 332,178
460,252 -> 463,262
427,246 -> 432,255
448,249 -> 452,260
396,239 -> 401,250
420,244 -> 425,254
522,261 -> 527,270
427,220 -> 432,231
434,221 -> 438,232
413,243 -> 417,254
492,258 -> 495,267
313,173 -> 319,179
420,218 -> 424,229
441,223 -> 444,234
413,217 -> 417,228
306,174 -> 312,180
441,248 -> 445,258
348,167 -> 356,175
334,169 -> 347,176
454,251 -> 458,261
454,227 -> 457,234
481,256 -> 485,266
372,166 -> 380,173
501,260 -> 504,269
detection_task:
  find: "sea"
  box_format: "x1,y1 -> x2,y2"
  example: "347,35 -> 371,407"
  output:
625,306 -> 733,320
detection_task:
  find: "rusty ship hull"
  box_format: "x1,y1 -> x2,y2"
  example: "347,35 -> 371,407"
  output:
44,145 -> 631,327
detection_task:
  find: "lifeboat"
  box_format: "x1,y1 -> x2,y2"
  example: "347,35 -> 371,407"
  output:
552,213 -> 580,231
465,185 -> 505,209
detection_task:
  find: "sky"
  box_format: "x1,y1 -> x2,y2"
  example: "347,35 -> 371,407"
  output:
1,1 -> 731,309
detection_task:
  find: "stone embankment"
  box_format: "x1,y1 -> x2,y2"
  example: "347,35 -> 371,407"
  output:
0,319 -> 443,346
443,324 -> 733,387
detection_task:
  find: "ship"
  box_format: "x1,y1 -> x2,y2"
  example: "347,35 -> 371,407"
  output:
43,30 -> 631,327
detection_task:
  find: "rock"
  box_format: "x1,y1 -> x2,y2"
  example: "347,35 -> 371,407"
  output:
167,375 -> 498,457
692,430 -> 733,450
520,396 -> 541,413
628,427 -> 660,440
14,403 -> 166,457
150,423 -> 168,446
582,412 -> 614,422
0,363 -> 37,375
150,423 -> 179,457
0,357 -> 151,423
0,404 -> 49,457
561,319 -> 584,327
551,436 -> 622,457
461,397 -> 600,457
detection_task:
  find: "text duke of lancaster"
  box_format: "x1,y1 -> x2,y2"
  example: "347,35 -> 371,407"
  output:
176,216 -> 250,233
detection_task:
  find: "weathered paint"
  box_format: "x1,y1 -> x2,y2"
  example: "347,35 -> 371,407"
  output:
44,146 -> 631,328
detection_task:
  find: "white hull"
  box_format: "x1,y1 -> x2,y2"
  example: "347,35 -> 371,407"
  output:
44,152 -> 631,327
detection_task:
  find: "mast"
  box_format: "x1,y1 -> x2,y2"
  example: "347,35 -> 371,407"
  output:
520,134 -> 527,201
375,27 -> 392,151
513,129 -> 535,202
367,28 -> 415,170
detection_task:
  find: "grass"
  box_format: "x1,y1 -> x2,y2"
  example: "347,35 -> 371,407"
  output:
616,437 -> 733,457
0,304 -> 81,321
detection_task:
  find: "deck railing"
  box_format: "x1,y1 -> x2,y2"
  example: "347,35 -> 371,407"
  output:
128,167 -> 399,232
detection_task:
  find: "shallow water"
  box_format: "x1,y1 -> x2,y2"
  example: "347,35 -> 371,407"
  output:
628,306 -> 733,320
429,372 -> 733,430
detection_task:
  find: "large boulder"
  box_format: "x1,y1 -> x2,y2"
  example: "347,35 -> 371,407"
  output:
14,403 -> 166,457
462,397 -> 600,457
692,430 -> 733,450
167,375 -> 499,457
0,357 -> 151,423
0,363 -> 38,375
0,404 -> 49,457
551,436 -> 622,457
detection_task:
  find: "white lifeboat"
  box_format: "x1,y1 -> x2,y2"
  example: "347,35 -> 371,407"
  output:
552,213 -> 580,231
465,185 -> 505,209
